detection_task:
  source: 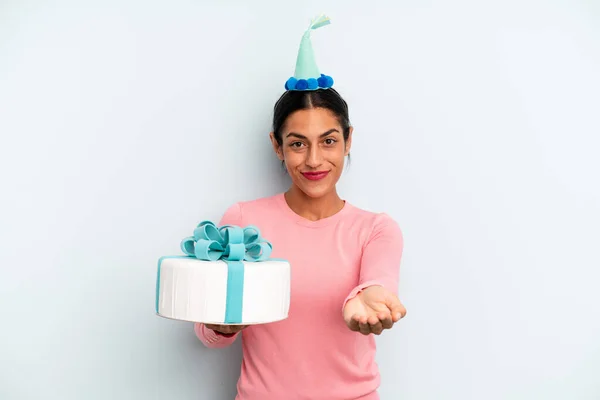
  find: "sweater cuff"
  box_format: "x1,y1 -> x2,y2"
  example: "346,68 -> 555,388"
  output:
342,280 -> 385,312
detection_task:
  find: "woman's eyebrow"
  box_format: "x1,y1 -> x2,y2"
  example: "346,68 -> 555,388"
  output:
286,129 -> 340,139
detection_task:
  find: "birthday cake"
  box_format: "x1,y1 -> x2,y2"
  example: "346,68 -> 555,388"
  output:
155,221 -> 290,325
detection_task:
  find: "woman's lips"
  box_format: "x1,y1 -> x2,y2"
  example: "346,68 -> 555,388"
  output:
301,171 -> 329,181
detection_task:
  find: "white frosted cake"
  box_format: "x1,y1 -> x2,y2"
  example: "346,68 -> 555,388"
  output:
155,221 -> 290,325
156,257 -> 290,324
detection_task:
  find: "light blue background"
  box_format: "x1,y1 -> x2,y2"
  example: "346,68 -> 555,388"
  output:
1,1 -> 599,399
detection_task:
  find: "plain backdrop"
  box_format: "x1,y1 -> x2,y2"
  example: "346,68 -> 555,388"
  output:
1,1 -> 599,399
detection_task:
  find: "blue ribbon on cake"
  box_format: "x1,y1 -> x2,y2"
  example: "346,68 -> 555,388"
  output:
157,221 -> 272,324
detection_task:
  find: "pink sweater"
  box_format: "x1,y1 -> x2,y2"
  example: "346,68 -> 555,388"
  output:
194,193 -> 404,400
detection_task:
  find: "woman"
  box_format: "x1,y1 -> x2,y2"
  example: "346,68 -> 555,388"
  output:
193,87 -> 407,400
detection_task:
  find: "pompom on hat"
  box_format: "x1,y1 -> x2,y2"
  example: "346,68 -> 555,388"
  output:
284,14 -> 334,91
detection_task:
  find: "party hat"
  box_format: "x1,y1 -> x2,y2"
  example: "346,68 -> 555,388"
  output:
285,14 -> 334,91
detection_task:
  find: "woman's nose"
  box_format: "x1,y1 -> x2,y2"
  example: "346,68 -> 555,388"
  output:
305,146 -> 323,168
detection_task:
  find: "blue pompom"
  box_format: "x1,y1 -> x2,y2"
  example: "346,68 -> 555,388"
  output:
285,77 -> 298,90
307,78 -> 318,89
295,79 -> 308,90
318,74 -> 334,88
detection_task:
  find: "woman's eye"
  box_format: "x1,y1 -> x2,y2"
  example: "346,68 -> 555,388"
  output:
290,141 -> 304,148
324,138 -> 336,145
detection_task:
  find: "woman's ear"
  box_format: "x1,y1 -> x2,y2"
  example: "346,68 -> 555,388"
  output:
344,126 -> 353,156
269,132 -> 284,161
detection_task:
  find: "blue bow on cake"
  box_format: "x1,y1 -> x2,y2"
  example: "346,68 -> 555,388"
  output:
180,221 -> 272,262
179,221 -> 272,323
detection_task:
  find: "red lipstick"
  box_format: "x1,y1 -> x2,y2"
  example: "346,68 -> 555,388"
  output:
301,171 -> 329,181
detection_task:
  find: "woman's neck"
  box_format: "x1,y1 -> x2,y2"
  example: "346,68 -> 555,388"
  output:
284,186 -> 345,221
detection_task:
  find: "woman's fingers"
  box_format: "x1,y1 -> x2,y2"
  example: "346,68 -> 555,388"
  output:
347,314 -> 361,331
206,324 -> 231,334
349,310 -> 401,335
369,315 -> 383,335
378,312 -> 394,330
392,304 -> 406,322
358,317 -> 371,335
205,324 -> 222,332
205,324 -> 248,334
231,325 -> 248,332
385,294 -> 407,322
352,314 -> 370,335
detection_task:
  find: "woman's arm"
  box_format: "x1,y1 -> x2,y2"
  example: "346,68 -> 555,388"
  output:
342,212 -> 404,311
194,202 -> 245,348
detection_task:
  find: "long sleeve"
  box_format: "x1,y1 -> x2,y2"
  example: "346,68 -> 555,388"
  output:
342,213 -> 404,309
194,202 -> 244,348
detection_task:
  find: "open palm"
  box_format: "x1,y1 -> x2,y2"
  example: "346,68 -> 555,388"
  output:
343,285 -> 406,335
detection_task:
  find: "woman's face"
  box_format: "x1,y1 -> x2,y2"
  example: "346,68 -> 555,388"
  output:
270,107 -> 352,199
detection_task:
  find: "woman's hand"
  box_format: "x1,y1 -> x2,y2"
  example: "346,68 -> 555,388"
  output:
205,324 -> 248,336
343,285 -> 406,335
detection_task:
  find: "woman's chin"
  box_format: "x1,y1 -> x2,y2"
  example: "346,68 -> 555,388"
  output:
295,182 -> 334,199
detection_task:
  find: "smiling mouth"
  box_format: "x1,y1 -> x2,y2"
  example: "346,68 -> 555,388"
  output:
301,171 -> 329,181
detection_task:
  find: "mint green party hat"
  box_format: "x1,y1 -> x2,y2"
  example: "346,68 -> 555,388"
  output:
285,14 -> 334,91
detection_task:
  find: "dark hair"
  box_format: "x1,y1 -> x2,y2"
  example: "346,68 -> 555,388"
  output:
272,88 -> 352,163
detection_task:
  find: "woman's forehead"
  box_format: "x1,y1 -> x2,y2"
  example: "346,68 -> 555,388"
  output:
284,108 -> 341,133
